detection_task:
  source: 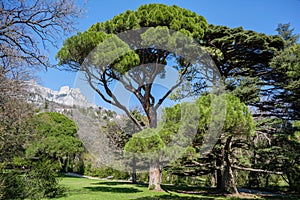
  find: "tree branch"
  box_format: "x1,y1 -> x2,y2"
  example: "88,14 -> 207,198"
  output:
232,165 -> 283,175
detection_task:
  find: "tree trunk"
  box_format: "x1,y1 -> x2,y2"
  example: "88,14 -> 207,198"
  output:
265,174 -> 269,188
132,156 -> 137,183
248,151 -> 260,188
222,136 -> 238,194
222,164 -> 238,194
216,157 -> 223,190
147,109 -> 162,191
148,159 -> 162,191
210,172 -> 216,187
248,171 -> 260,188
216,138 -> 224,191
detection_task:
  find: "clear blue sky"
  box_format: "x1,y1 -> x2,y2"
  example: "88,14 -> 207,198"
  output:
37,0 -> 300,92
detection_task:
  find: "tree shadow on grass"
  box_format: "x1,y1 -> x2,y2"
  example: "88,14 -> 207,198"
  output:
92,181 -> 148,188
84,186 -> 143,193
161,185 -> 217,195
133,194 -> 215,200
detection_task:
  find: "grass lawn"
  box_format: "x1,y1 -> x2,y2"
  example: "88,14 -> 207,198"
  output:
52,176 -> 297,200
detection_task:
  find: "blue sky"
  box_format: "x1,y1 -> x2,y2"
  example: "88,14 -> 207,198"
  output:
36,0 -> 300,106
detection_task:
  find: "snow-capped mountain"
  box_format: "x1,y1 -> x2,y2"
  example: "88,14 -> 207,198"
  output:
26,80 -> 97,109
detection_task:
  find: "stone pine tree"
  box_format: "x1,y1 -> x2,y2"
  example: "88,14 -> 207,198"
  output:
124,102 -> 199,189
56,4 -> 211,190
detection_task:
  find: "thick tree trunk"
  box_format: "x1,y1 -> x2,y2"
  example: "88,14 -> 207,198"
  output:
148,159 -> 162,191
216,136 -> 238,194
147,109 -> 162,191
222,136 -> 238,194
222,165 -> 238,194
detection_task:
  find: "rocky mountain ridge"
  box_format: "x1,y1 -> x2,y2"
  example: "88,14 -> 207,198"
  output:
26,80 -> 97,109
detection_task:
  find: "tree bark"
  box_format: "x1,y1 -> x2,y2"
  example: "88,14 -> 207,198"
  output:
147,108 -> 163,191
210,171 -> 216,187
132,156 -> 137,183
222,165 -> 238,194
148,159 -> 162,191
216,138 -> 224,191
221,136 -> 238,194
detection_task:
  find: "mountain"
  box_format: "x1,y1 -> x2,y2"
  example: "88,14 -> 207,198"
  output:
25,80 -> 131,169
26,80 -> 97,109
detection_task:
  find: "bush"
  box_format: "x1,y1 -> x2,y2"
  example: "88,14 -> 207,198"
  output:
25,159 -> 66,199
0,160 -> 66,200
88,166 -> 130,180
135,172 -> 149,183
0,170 -> 27,200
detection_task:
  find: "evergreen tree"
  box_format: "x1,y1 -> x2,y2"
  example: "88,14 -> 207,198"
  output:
56,4 -> 210,190
247,24 -> 300,191
201,25 -> 284,106
27,112 -> 84,173
276,23 -> 299,47
163,94 -> 255,194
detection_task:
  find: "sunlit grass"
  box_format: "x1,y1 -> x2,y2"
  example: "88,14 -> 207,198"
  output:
48,176 -> 297,200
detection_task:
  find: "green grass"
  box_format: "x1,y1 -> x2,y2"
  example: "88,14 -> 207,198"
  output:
50,176 -> 298,200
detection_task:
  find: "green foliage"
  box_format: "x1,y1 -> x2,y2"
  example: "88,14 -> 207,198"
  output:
87,166 -> 130,180
124,102 -> 200,162
0,160 -> 66,199
270,44 -> 300,119
202,25 -> 284,105
124,128 -> 165,155
27,112 -> 83,172
34,112 -> 78,137
0,171 -> 27,199
25,159 -> 65,199
88,4 -> 207,38
276,23 -> 299,47
165,93 -> 255,193
193,93 -> 255,143
57,4 -> 208,72
0,112 -> 84,199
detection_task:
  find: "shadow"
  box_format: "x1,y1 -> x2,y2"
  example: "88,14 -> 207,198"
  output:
161,185 -> 217,195
133,194 -> 215,200
92,181 -> 148,188
161,185 -> 299,200
84,186 -> 142,193
260,196 -> 300,200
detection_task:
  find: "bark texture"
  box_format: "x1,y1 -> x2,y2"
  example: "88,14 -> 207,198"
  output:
148,160 -> 162,191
